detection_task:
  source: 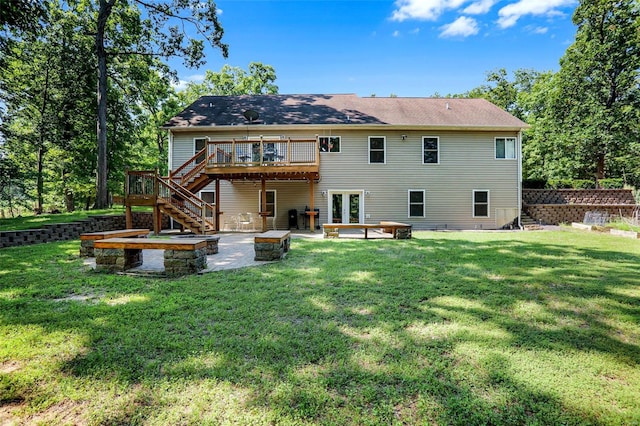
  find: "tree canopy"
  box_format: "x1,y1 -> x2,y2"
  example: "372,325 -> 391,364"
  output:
0,0 -> 638,215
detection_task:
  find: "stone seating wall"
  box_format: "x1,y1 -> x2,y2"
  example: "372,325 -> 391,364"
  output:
522,189 -> 636,225
0,212 -> 169,249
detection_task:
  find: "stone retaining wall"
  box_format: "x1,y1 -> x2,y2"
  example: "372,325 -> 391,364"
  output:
0,212 -> 169,249
523,189 -> 635,205
523,204 -> 635,226
523,189 -> 637,225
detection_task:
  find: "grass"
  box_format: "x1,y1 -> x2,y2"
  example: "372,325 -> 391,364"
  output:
606,219 -> 640,233
0,206 -> 151,232
1,230 -> 639,425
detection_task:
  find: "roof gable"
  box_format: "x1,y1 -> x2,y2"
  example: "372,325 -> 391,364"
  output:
164,94 -> 528,129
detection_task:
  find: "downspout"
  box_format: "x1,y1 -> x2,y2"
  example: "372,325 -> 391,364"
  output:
168,130 -> 174,174
518,130 -> 523,229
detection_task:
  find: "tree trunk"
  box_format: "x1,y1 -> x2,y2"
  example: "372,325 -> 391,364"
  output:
94,0 -> 115,209
35,145 -> 45,214
35,61 -> 51,215
65,188 -> 74,212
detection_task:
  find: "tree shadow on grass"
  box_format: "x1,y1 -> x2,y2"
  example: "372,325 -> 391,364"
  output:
1,233 -> 639,424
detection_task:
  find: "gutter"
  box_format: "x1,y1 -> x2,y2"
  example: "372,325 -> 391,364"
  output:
161,124 -> 530,133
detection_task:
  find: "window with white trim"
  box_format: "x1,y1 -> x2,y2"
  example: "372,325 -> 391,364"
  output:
369,136 -> 386,164
200,191 -> 215,218
473,190 -> 490,218
495,137 -> 516,159
319,136 -> 340,153
194,138 -> 207,164
422,136 -> 439,164
408,190 -> 425,217
259,190 -> 276,217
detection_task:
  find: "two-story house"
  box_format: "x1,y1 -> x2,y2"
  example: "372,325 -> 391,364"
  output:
126,94 -> 527,233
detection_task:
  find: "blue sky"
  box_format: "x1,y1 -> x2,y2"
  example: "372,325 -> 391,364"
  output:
173,0 -> 578,97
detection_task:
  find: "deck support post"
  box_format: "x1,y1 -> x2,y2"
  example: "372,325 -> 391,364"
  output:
125,206 -> 133,229
215,178 -> 221,232
309,175 -> 315,232
261,178 -> 267,231
153,205 -> 161,236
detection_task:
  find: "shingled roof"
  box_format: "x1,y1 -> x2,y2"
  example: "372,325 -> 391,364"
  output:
164,94 -> 528,130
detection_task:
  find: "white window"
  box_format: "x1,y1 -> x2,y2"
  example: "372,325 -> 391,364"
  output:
422,136 -> 439,164
495,137 -> 516,159
194,138 -> 207,164
259,190 -> 276,217
408,190 -> 425,217
200,191 -> 215,204
319,136 -> 340,153
200,191 -> 215,218
369,136 -> 386,164
473,190 -> 490,218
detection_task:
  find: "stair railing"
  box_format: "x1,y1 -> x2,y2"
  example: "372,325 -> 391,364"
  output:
158,176 -> 216,234
170,147 -> 209,187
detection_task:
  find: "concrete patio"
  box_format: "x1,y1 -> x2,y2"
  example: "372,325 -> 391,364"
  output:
83,231 -> 325,275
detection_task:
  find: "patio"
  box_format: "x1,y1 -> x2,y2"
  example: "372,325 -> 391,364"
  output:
84,231 -> 324,275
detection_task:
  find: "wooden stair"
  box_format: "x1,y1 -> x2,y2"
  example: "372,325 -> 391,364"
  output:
158,198 -> 216,235
125,170 -> 217,235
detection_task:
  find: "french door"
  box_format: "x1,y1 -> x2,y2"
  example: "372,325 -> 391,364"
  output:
330,191 -> 363,224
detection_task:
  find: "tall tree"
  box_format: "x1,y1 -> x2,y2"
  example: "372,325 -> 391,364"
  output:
178,62 -> 279,105
465,68 -> 542,121
551,0 -> 640,182
93,0 -> 228,208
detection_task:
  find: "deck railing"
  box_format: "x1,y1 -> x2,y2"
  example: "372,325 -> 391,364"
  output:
126,170 -> 158,203
206,138 -> 318,168
169,138 -> 319,186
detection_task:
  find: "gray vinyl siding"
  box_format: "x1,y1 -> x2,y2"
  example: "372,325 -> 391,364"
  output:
169,128 -> 520,230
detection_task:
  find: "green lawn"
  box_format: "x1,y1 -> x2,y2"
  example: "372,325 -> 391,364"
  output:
1,230 -> 639,425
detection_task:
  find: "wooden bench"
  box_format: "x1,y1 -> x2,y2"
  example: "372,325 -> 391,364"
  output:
94,238 -> 207,276
80,228 -> 150,257
254,230 -> 291,261
323,222 -> 412,239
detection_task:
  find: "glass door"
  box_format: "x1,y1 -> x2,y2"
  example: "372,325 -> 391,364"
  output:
330,191 -> 363,223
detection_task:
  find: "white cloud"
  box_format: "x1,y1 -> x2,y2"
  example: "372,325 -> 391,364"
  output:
463,0 -> 497,15
172,74 -> 205,91
393,30 -> 401,37
497,0 -> 576,28
391,0 -> 468,22
439,16 -> 479,38
531,26 -> 548,34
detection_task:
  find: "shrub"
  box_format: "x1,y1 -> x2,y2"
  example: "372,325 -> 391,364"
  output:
548,179 -> 574,189
522,179 -> 546,189
598,178 -> 624,189
572,179 -> 595,189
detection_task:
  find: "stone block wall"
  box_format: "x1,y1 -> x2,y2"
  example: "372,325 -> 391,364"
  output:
523,189 -> 636,225
0,212 -> 168,249
523,189 -> 635,205
164,248 -> 207,276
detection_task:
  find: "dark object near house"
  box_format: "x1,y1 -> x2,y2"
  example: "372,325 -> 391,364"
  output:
304,207 -> 321,229
288,209 -> 298,229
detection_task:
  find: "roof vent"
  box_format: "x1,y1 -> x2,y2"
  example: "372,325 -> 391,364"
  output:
446,102 -> 451,110
243,109 -> 259,124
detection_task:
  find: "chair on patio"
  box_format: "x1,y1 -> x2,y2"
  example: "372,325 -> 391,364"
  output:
236,145 -> 251,163
238,212 -> 254,231
224,215 -> 238,231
